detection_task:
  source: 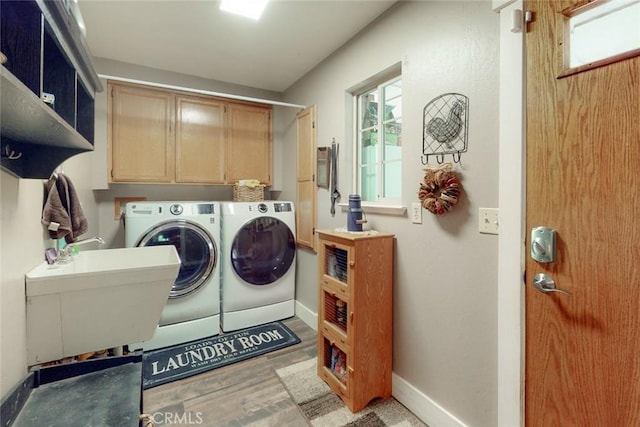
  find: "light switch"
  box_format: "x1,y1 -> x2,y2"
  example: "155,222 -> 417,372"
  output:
411,202 -> 422,224
479,208 -> 499,234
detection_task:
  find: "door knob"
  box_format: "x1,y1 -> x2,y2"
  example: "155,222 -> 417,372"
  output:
533,273 -> 571,296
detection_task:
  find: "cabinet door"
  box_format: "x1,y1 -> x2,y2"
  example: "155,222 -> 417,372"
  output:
109,83 -> 174,182
175,95 -> 225,183
226,103 -> 272,184
296,105 -> 317,250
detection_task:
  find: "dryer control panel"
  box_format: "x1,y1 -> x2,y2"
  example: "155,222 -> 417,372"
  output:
274,202 -> 292,212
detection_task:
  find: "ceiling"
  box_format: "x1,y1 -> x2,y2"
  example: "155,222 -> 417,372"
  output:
78,0 -> 397,93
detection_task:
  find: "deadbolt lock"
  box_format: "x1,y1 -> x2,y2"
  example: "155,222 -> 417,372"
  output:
530,226 -> 557,263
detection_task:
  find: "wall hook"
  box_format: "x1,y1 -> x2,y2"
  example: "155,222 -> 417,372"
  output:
452,151 -> 461,163
421,154 -> 429,165
3,145 -> 23,160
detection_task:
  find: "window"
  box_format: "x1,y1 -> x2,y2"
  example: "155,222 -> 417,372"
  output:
559,0 -> 640,76
355,76 -> 402,204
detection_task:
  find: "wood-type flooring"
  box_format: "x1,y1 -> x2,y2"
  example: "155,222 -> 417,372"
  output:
143,316 -> 317,426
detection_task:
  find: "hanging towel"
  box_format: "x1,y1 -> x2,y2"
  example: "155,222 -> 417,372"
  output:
42,173 -> 88,243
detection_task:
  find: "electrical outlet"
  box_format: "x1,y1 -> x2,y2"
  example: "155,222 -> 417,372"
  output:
479,208 -> 499,234
411,202 -> 422,224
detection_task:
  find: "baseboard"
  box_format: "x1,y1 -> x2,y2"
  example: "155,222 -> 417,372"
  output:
294,300 -> 317,331
392,372 -> 468,427
296,300 -> 464,426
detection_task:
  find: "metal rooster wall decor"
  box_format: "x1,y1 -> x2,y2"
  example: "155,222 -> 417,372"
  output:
422,93 -> 469,164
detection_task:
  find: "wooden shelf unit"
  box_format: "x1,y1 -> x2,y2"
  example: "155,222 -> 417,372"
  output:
316,229 -> 394,412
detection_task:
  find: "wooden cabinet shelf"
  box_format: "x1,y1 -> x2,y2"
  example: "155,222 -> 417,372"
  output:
0,0 -> 101,179
317,229 -> 395,413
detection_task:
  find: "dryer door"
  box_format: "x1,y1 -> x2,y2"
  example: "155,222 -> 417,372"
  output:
137,220 -> 216,298
230,217 -> 296,286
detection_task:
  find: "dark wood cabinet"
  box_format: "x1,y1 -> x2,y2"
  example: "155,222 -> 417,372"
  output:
0,0 -> 102,179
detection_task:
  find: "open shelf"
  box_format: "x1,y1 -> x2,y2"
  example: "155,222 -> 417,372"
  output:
322,337 -> 348,385
1,67 -> 93,179
324,245 -> 349,283
0,0 -> 101,179
323,290 -> 348,333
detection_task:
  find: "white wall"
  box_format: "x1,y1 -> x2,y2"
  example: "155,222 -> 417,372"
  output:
0,152 -> 99,396
282,2 -> 500,425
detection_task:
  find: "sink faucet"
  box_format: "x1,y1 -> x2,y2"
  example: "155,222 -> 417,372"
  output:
57,237 -> 105,263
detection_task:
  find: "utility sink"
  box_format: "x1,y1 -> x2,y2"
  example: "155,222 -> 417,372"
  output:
25,246 -> 181,365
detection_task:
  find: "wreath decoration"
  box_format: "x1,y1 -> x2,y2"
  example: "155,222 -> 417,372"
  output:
418,163 -> 462,215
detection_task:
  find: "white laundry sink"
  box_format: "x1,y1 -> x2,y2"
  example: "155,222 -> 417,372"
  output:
25,246 -> 181,365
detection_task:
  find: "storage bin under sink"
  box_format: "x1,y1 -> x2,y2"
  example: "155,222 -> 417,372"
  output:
25,246 -> 181,365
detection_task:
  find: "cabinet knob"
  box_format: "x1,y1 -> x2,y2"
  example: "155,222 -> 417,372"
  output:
350,312 -> 354,323
348,366 -> 354,374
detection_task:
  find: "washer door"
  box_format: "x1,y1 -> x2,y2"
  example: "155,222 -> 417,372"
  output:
137,220 -> 216,298
230,217 -> 295,286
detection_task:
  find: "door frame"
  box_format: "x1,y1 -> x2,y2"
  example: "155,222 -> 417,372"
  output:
494,0 -> 525,425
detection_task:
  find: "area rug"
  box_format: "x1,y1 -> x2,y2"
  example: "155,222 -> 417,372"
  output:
276,358 -> 428,427
142,321 -> 300,389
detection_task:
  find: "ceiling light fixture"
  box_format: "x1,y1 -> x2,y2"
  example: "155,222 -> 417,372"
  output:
220,0 -> 269,21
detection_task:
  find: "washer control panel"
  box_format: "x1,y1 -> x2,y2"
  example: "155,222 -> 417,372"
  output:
274,202 -> 292,212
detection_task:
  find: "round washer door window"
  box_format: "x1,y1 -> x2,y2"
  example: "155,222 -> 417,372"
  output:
230,217 -> 295,286
138,220 -> 216,298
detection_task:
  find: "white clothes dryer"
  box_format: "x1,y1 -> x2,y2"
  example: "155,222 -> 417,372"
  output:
125,201 -> 221,351
221,201 -> 296,332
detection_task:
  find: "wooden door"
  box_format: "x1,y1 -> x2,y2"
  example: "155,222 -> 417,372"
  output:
109,82 -> 174,182
226,102 -> 272,184
296,105 -> 317,250
525,1 -> 640,425
175,95 -> 225,184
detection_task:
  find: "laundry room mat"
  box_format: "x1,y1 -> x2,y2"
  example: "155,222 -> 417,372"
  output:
142,321 -> 300,389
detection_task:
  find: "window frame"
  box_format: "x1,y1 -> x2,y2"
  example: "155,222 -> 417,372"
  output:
353,74 -> 402,207
556,0 -> 640,79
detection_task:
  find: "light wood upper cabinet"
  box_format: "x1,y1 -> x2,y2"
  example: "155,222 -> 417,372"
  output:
109,83 -> 174,182
175,95 -> 225,184
108,81 -> 272,185
226,103 -> 272,185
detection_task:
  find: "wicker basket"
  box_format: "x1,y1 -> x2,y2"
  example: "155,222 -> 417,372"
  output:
233,183 -> 265,201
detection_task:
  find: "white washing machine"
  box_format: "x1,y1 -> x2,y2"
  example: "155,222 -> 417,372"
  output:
125,201 -> 220,350
221,201 -> 296,332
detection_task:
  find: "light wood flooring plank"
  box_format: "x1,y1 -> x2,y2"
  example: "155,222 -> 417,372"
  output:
143,317 -> 315,426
